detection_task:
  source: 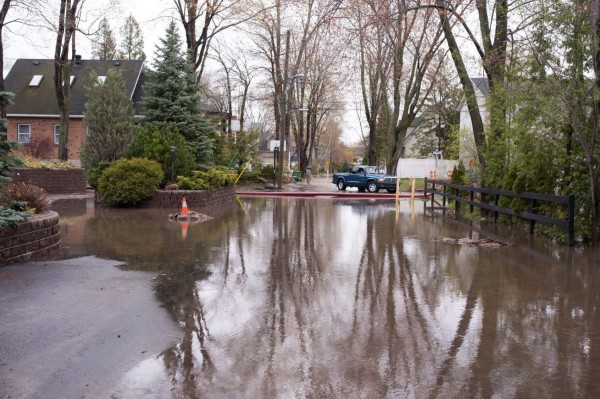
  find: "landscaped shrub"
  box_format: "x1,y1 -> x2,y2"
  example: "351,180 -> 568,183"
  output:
177,167 -> 236,190
86,161 -> 112,189
260,164 -> 276,181
98,158 -> 163,206
20,136 -> 55,159
0,182 -> 50,213
128,124 -> 195,182
0,206 -> 33,227
22,156 -> 78,169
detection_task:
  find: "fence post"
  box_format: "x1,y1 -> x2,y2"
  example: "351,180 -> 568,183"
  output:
455,187 -> 460,213
568,195 -> 575,246
470,190 -> 474,214
494,194 -> 500,223
443,185 -> 447,208
529,199 -> 537,235
431,181 -> 435,209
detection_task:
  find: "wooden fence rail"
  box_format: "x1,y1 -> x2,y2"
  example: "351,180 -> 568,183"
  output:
423,178 -> 576,246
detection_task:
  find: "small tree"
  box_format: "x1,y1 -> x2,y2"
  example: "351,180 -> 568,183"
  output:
141,20 -> 214,169
119,14 -> 145,60
92,17 -> 118,60
80,68 -> 134,169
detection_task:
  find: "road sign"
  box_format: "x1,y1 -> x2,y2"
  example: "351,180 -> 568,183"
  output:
432,150 -> 442,156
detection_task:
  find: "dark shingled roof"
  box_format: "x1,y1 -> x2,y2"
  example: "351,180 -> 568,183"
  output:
5,58 -> 144,117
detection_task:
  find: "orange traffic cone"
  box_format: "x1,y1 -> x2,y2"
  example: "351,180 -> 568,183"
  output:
181,197 -> 189,215
181,221 -> 189,240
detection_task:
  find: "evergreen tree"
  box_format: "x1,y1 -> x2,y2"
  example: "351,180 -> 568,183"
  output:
0,91 -> 21,186
119,14 -> 145,60
141,21 -> 214,169
81,68 -> 135,169
92,18 -> 118,60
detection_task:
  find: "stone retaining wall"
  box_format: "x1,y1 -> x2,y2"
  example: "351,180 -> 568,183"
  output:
0,211 -> 60,265
137,186 -> 236,210
11,168 -> 86,194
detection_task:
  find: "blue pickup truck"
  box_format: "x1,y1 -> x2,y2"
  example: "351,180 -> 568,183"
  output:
332,166 -> 398,193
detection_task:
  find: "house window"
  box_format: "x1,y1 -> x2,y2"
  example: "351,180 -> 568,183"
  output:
17,124 -> 31,143
54,125 -> 60,145
29,75 -> 43,87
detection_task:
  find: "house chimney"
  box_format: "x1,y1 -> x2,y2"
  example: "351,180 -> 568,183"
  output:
74,55 -> 82,65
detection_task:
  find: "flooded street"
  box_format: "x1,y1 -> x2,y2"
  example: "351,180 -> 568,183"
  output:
6,196 -> 600,398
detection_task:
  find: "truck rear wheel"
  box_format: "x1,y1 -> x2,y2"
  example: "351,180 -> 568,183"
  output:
367,181 -> 379,193
337,179 -> 346,191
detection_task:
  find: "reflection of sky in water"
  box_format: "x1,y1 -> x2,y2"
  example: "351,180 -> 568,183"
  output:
113,356 -> 171,398
52,197 -> 600,398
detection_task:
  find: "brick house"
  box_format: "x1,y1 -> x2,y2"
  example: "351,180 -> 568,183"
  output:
5,58 -> 145,161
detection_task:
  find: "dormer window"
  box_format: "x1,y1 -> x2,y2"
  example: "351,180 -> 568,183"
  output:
98,76 -> 106,84
29,75 -> 43,87
70,75 -> 76,86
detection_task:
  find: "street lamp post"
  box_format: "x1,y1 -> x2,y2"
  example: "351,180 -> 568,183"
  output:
170,145 -> 176,182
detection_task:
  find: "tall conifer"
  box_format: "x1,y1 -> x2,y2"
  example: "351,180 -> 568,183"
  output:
142,21 -> 214,169
119,15 -> 145,60
92,18 -> 118,60
81,68 -> 134,169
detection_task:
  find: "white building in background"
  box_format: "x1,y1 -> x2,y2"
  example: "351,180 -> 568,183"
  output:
458,78 -> 489,162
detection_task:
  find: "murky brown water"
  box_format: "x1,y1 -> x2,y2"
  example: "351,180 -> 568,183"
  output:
51,197 -> 600,398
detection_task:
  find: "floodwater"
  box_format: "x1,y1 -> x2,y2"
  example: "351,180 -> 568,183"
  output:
50,196 -> 600,398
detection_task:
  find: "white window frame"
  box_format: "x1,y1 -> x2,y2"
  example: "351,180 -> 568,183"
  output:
54,125 -> 60,145
17,124 -> 31,143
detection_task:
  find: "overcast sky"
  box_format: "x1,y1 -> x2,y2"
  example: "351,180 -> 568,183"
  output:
3,1 -> 429,144
4,0 -> 172,72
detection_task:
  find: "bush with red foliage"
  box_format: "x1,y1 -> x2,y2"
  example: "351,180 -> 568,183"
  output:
21,136 -> 55,159
0,183 -> 50,213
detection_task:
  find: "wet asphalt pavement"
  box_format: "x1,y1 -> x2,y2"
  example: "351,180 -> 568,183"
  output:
0,257 -> 180,399
0,181 -> 331,399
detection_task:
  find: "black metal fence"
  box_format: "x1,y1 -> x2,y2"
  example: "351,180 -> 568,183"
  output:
424,179 -> 576,246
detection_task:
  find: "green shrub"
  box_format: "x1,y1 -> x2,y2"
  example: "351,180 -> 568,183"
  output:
260,164 -> 276,181
450,161 -> 467,185
86,161 -> 112,189
128,124 -> 195,182
176,166 -> 236,190
1,182 -> 50,213
98,158 -> 163,206
0,205 -> 33,227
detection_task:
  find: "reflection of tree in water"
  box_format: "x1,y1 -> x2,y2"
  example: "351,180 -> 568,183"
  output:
343,211 -> 600,398
77,200 -> 600,397
78,203 -> 244,398
261,199 -> 326,396
150,203 -> 246,399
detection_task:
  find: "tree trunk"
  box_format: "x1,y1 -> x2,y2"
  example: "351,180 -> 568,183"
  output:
436,0 -> 486,168
0,0 -> 12,138
54,0 -> 80,161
